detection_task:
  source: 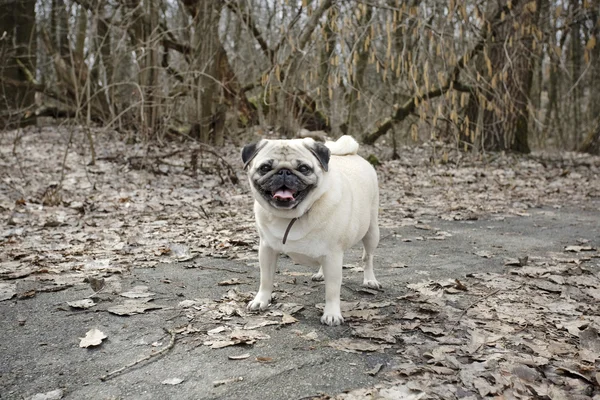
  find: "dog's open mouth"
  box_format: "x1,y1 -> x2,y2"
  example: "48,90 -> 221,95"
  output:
260,185 -> 311,209
272,187 -> 296,202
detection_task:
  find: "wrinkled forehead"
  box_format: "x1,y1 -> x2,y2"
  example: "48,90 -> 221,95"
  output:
259,140 -> 313,164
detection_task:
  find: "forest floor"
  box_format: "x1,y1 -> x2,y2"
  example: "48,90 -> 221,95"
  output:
1,126 -> 600,400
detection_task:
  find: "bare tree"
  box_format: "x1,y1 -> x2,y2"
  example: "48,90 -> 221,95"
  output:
0,0 -> 37,128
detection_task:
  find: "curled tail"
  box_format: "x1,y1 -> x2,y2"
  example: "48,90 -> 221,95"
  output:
325,135 -> 359,156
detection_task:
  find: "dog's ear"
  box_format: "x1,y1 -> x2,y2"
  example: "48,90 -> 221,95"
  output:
241,142 -> 263,170
306,142 -> 330,172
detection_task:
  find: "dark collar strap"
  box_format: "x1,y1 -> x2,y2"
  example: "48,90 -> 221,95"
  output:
282,217 -> 298,245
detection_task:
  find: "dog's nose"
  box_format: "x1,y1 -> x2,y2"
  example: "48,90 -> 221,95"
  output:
277,169 -> 292,176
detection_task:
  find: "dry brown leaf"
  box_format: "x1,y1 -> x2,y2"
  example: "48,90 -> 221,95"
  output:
79,328 -> 107,348
230,329 -> 270,342
565,245 -> 595,252
228,353 -> 250,360
578,326 -> 600,362
345,309 -> 380,321
205,340 -> 237,349
0,283 -> 16,301
218,278 -> 245,286
161,378 -> 184,385
353,325 -> 396,344
301,331 -> 319,341
365,363 -> 383,376
243,319 -> 279,330
67,299 -> 96,309
418,325 -> 444,336
207,326 -> 228,335
281,313 -> 298,324
29,389 -> 64,400
329,338 -> 391,353
475,250 -> 493,258
120,286 -> 154,298
213,377 -> 243,387
107,299 -> 162,316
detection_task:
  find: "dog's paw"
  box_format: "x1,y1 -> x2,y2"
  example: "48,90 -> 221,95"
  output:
363,279 -> 382,290
321,312 -> 344,326
311,272 -> 324,281
247,294 -> 271,311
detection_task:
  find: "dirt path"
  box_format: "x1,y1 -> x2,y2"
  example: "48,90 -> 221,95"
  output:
2,204 -> 599,400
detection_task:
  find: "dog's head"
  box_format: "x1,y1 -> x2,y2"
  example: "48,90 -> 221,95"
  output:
242,138 -> 330,214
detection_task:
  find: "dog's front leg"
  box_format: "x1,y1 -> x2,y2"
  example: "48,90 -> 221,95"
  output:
320,252 -> 344,326
247,240 -> 278,311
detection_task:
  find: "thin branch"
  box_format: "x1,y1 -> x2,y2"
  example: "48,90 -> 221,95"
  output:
363,81 -> 463,145
100,328 -> 176,381
242,0 -> 334,93
363,0 -> 523,145
225,1 -> 272,63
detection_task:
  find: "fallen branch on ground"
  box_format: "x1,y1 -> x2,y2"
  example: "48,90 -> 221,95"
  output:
100,328 -> 176,382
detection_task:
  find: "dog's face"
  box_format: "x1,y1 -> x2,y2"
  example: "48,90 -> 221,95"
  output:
242,138 -> 330,212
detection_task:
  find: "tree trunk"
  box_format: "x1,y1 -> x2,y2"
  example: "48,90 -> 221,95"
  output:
143,0 -> 160,137
96,3 -> 115,120
464,0 -> 540,153
0,0 -> 37,128
346,6 -> 372,134
51,0 -> 70,57
579,122 -> 600,155
184,0 -> 223,143
585,0 -> 600,145
570,0 -> 583,149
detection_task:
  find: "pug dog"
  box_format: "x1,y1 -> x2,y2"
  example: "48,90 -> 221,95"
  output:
242,135 -> 380,326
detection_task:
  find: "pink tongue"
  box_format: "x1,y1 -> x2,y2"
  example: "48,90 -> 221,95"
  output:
273,189 -> 295,201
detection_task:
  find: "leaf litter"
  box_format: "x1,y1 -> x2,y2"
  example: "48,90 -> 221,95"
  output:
2,129 -> 600,397
79,328 -> 107,348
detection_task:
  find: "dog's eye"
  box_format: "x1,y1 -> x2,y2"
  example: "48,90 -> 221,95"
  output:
298,165 -> 311,174
259,164 -> 271,173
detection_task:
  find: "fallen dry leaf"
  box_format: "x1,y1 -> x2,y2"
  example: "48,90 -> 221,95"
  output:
0,283 -> 16,301
218,278 -> 245,286
67,299 -> 96,309
228,353 -> 250,360
208,326 -> 227,335
107,299 -> 162,316
475,250 -> 493,258
329,338 -> 391,353
29,389 -> 64,400
120,286 -> 154,299
578,326 -> 600,362
301,331 -> 319,341
565,245 -> 596,252
366,363 -> 384,376
213,377 -> 243,387
353,325 -> 396,344
281,313 -> 298,324
243,319 -> 279,330
79,328 -> 107,348
161,378 -> 184,385
204,329 -> 270,349
504,258 -> 524,266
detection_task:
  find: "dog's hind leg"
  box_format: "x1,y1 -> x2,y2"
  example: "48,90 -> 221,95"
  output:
311,266 -> 324,281
361,211 -> 381,289
320,252 -> 344,326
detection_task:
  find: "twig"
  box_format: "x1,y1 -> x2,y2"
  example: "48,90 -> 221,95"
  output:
59,128 -> 76,187
100,328 -> 176,381
190,264 -> 246,274
447,288 -> 504,335
125,145 -> 237,181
